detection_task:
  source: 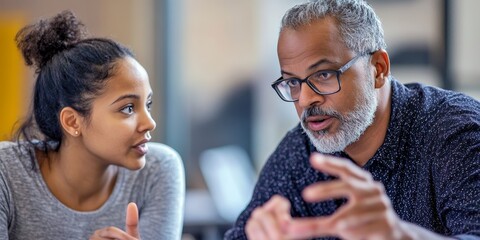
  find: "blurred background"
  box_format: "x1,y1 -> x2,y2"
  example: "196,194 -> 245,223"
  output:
1,0 -> 479,239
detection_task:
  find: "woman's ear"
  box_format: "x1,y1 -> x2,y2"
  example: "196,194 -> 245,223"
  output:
371,49 -> 390,89
59,107 -> 82,137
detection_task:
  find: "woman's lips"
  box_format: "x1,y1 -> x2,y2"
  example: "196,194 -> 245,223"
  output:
306,116 -> 334,132
133,143 -> 149,155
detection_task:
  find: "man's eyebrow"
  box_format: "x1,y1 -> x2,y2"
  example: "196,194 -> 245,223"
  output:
110,94 -> 140,105
307,58 -> 335,71
280,58 -> 335,77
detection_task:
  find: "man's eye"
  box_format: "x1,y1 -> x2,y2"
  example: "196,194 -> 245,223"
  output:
286,79 -> 301,87
120,105 -> 134,115
312,71 -> 334,80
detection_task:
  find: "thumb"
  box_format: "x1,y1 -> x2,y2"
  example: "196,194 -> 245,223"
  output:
125,202 -> 140,238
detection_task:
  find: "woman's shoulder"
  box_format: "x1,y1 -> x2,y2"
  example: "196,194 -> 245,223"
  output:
146,142 -> 181,161
142,142 -> 184,178
146,142 -> 182,166
121,142 -> 184,197
0,141 -> 36,182
0,141 -> 18,152
0,141 -> 30,164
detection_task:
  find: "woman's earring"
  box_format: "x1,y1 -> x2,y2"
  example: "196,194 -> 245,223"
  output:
74,130 -> 79,136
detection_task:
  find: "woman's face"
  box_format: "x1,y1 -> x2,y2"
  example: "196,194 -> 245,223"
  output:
78,57 -> 156,170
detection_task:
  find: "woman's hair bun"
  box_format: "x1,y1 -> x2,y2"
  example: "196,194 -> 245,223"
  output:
15,10 -> 88,70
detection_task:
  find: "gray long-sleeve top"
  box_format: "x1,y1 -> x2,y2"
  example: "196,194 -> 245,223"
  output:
0,141 -> 185,240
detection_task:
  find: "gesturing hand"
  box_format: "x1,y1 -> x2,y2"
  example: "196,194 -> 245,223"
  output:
90,202 -> 141,240
285,153 -> 407,240
125,202 -> 140,238
245,195 -> 292,240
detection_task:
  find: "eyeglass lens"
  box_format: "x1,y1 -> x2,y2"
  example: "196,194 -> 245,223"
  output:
277,70 -> 340,101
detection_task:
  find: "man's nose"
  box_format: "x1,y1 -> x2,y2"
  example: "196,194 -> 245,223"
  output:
297,82 -> 325,108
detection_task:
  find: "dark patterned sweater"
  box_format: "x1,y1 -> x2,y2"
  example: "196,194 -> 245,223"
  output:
225,79 -> 480,240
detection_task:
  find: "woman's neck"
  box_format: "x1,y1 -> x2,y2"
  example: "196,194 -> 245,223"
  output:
38,142 -> 119,211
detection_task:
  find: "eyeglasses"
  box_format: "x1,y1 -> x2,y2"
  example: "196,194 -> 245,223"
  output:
271,53 -> 369,102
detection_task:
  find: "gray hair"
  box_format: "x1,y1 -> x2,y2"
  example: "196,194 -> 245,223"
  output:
281,0 -> 387,54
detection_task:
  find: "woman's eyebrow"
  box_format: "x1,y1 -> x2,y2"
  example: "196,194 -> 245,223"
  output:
110,94 -> 139,105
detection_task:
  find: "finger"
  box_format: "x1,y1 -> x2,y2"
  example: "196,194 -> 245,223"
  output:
334,194 -> 395,232
341,195 -> 389,219
95,226 -> 132,239
302,180 -> 351,202
246,213 -> 270,240
285,205 -> 369,240
89,230 -> 104,240
304,177 -> 386,204
310,153 -> 372,181
245,196 -> 292,240
285,206 -> 389,240
337,211 -> 386,232
263,195 -> 292,226
337,213 -> 394,240
285,216 -> 337,239
303,176 -> 377,203
126,202 -> 140,238
314,193 -> 393,239
263,195 -> 289,211
249,203 -> 287,240
256,209 -> 285,240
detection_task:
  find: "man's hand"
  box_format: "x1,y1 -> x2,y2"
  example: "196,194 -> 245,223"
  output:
285,153 -> 407,240
245,195 -> 292,240
90,202 -> 141,240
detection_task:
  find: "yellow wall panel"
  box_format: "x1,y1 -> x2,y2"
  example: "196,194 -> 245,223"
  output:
0,16 -> 24,140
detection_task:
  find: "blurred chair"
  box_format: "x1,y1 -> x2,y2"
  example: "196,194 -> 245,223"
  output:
182,145 -> 256,240
199,145 -> 256,223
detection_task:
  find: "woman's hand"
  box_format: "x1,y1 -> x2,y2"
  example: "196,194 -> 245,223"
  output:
90,202 -> 141,240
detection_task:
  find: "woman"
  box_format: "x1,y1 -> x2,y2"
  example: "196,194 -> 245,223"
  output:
0,10 -> 184,239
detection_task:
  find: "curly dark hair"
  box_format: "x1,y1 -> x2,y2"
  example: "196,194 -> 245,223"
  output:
16,10 -> 88,70
14,10 -> 134,161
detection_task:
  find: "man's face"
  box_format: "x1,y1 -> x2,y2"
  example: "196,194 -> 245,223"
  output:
277,17 -> 378,153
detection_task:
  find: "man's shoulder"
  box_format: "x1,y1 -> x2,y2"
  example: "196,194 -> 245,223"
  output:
267,124 -> 311,168
277,124 -> 309,150
394,81 -> 479,124
393,80 -> 480,148
402,82 -> 479,112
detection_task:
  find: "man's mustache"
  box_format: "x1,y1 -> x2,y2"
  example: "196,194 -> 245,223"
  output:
301,106 -> 342,123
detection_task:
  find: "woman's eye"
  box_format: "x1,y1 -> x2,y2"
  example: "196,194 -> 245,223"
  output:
120,105 -> 134,115
146,101 -> 153,111
286,79 -> 301,87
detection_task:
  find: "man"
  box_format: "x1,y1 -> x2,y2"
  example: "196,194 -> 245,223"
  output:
224,0 -> 480,239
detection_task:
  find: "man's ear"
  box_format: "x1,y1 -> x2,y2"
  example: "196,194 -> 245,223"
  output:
371,49 -> 390,89
59,107 -> 82,137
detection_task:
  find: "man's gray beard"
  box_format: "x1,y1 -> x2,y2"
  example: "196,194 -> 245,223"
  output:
301,76 -> 378,153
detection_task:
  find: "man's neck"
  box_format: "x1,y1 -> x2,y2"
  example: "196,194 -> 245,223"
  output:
345,81 -> 392,167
